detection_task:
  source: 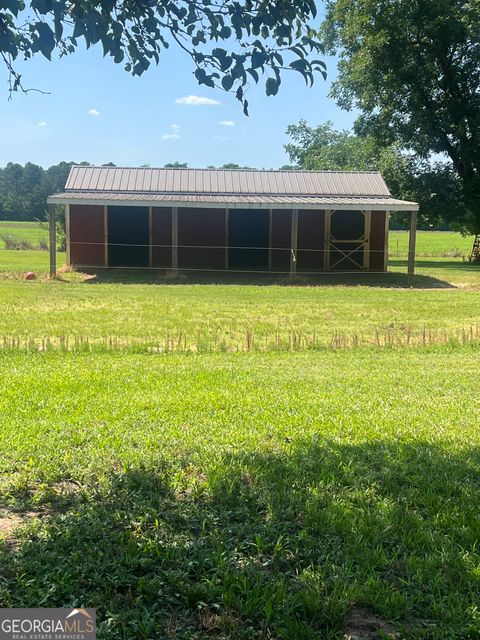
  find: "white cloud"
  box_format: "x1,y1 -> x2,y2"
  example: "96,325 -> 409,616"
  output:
219,120 -> 235,127
175,95 -> 220,106
88,109 -> 100,116
37,121 -> 47,127
162,124 -> 181,140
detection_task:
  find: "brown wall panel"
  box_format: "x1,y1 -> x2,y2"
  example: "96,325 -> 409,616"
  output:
152,207 -> 172,268
69,205 -> 105,267
297,209 -> 325,272
270,210 -> 291,272
369,211 -> 387,271
178,208 -> 226,270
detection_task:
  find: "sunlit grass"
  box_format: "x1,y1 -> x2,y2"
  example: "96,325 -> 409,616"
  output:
0,347 -> 479,639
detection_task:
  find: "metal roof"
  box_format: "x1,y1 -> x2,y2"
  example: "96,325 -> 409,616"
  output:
47,165 -> 419,211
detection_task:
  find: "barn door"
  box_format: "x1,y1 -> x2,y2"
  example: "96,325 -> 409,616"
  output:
327,210 -> 371,271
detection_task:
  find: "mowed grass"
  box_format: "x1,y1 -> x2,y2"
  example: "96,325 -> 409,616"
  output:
0,259 -> 478,351
0,347 -> 479,639
389,231 -> 475,258
0,238 -> 479,638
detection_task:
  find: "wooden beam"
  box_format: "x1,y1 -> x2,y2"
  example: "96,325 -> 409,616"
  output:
384,211 -> 390,272
290,209 -> 298,277
172,206 -> 178,274
48,203 -> 56,277
363,210 -> 371,270
324,210 -> 331,271
104,205 -> 108,268
65,204 -> 70,265
148,206 -> 153,268
225,208 -> 229,270
268,209 -> 273,272
407,210 -> 418,284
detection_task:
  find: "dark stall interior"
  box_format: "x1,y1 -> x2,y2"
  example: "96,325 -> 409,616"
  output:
108,206 -> 149,267
228,209 -> 269,271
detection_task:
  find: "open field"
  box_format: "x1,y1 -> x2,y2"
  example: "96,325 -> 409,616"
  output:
389,230 -> 474,258
0,244 -> 479,639
0,220 -> 48,248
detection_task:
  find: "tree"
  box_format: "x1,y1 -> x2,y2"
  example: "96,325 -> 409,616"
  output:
164,162 -> 188,168
285,120 -> 469,231
322,0 -> 480,233
1,0 -> 326,113
285,120 -> 378,170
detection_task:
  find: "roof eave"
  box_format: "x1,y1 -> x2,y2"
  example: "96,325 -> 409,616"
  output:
47,194 -> 419,212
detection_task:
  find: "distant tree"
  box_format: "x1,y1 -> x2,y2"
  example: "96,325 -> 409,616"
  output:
164,162 -> 188,168
1,0 -> 326,113
220,163 -> 255,169
285,120 -> 468,230
322,0 -> 480,233
0,161 -> 76,220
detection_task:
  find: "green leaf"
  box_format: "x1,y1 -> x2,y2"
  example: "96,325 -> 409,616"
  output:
221,75 -> 234,91
265,77 -> 279,96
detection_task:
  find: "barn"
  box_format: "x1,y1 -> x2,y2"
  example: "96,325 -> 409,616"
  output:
47,166 -> 419,277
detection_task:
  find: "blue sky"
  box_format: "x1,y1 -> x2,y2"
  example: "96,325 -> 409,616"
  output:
0,41 -> 355,169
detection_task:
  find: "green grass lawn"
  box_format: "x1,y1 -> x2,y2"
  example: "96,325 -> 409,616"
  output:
0,241 -> 479,639
0,220 -> 49,248
0,347 -> 479,639
389,230 -> 474,258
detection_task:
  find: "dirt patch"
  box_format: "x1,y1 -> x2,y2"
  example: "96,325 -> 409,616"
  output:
343,606 -> 398,639
0,509 -> 45,540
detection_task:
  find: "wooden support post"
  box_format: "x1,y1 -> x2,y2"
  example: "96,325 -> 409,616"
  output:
384,211 -> 390,272
407,210 -> 418,284
268,209 -> 273,272
290,208 -> 298,277
324,210 -> 331,271
48,203 -> 56,277
172,206 -> 178,274
225,208 -> 229,271
65,204 -> 70,265
104,205 -> 108,267
363,210 -> 371,271
148,206 -> 153,268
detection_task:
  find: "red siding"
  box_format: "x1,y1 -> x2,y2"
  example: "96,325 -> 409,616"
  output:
270,210 -> 291,272
152,207 -> 172,268
69,205 -> 105,267
369,211 -> 387,271
178,208 -> 226,270
297,209 -> 325,272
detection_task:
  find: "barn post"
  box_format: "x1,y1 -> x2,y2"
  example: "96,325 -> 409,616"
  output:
324,210 -> 331,271
363,210 -> 371,270
407,210 -> 417,284
48,203 -> 56,277
148,206 -> 153,268
65,204 -> 70,265
268,209 -> 273,272
290,208 -> 298,278
103,205 -> 108,268
384,211 -> 390,272
172,206 -> 178,274
225,208 -> 229,271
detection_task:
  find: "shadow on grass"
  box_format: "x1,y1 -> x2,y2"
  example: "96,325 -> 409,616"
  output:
79,266 -> 456,289
1,440 -> 479,639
